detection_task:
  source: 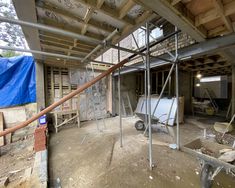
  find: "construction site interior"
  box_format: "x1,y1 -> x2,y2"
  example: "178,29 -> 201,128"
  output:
0,0 -> 235,187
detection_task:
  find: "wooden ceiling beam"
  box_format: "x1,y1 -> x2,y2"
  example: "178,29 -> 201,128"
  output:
40,39 -> 92,53
190,64 -> 230,71
134,0 -> 206,41
119,0 -> 135,19
195,9 -> 220,27
41,44 -> 88,57
97,0 -> 105,9
39,34 -> 73,45
195,0 -> 235,27
76,0 -> 135,25
208,25 -> 228,37
36,3 -> 114,34
213,0 -> 233,32
81,7 -> 94,35
39,33 -> 96,48
39,18 -> 104,41
171,0 -> 182,6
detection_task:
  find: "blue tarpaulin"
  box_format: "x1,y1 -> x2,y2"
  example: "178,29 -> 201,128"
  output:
0,55 -> 36,108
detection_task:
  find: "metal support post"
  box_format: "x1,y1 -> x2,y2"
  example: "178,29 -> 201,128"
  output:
146,22 -> 153,170
118,43 -> 123,147
175,26 -> 180,150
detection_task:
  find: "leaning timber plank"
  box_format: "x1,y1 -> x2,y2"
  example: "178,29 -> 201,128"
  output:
0,58 -> 128,137
0,29 -> 169,137
0,112 -> 4,146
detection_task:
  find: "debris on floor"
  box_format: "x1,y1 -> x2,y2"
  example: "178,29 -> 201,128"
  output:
0,135 -> 36,187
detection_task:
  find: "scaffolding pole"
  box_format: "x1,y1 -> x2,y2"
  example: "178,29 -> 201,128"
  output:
146,22 -> 153,170
109,43 -> 173,63
118,43 -> 123,147
0,16 -> 101,45
131,33 -> 148,129
82,29 -> 119,62
175,26 -> 180,150
0,45 -> 82,61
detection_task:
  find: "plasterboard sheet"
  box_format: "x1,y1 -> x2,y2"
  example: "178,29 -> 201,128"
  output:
91,10 -> 125,29
135,96 -> 177,126
105,0 -> 125,9
43,0 -> 88,18
127,4 -> 145,19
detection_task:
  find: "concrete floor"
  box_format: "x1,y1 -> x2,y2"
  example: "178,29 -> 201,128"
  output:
48,116 -> 235,188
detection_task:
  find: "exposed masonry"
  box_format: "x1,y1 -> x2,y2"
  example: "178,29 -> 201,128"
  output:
97,31 -> 196,65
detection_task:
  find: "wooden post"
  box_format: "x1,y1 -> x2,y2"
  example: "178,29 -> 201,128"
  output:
232,65 -> 235,116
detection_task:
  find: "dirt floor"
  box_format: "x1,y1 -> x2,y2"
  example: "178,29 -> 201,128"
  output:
0,136 -> 35,188
48,116 -> 235,188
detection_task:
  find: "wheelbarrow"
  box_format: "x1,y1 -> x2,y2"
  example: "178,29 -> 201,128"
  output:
134,96 -> 177,131
182,138 -> 235,188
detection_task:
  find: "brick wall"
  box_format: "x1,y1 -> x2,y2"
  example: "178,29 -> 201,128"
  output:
100,31 -> 195,65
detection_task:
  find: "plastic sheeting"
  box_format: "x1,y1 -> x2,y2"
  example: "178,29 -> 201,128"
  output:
0,55 -> 36,108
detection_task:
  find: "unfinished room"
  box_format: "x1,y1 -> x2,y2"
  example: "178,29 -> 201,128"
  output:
0,0 -> 235,187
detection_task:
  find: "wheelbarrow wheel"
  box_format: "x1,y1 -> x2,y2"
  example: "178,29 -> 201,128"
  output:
201,163 -> 214,188
135,120 -> 145,131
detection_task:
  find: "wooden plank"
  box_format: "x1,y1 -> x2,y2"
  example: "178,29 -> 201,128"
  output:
195,0 -> 235,26
81,7 -> 94,35
76,0 -> 135,25
134,0 -> 206,42
195,9 -> 220,27
41,44 -> 87,57
171,0 -> 181,6
213,0 -> 233,32
119,0 -> 135,19
97,0 -> 105,8
0,112 -> 4,146
36,3 -> 114,34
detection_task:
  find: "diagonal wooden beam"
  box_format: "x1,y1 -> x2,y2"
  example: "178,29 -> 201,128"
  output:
119,0 -> 135,19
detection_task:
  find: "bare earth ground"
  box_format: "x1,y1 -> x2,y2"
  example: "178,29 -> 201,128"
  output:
0,136 -> 35,188
48,116 -> 235,188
